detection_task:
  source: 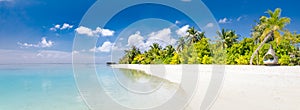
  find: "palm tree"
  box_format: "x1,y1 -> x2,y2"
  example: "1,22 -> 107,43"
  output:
252,21 -> 265,44
186,27 -> 202,44
216,28 -> 238,48
124,46 -> 141,64
283,31 -> 300,46
148,43 -> 162,59
176,27 -> 205,52
251,22 -> 266,64
198,32 -> 206,40
176,37 -> 186,52
164,45 -> 175,57
250,8 -> 290,65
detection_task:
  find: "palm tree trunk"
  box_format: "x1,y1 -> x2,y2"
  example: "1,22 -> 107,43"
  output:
250,31 -> 273,65
257,51 -> 259,65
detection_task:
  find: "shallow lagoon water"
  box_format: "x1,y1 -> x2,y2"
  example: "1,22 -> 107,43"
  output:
0,64 -> 87,110
0,64 -> 182,110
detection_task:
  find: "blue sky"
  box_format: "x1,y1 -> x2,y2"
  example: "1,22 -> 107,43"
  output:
1,0 -> 300,63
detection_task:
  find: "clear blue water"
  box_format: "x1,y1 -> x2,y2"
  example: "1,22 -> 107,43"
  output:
0,64 -> 88,110
0,64 -> 181,110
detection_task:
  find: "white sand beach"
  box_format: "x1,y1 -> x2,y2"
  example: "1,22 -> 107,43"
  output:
111,64 -> 300,110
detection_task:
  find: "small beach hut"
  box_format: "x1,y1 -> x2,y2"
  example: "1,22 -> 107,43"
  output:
263,45 -> 278,65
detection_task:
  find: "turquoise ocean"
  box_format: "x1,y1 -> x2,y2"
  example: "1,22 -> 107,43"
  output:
0,64 -> 181,110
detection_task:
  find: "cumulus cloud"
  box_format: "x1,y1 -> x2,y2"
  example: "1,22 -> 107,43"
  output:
127,28 -> 177,51
55,24 -> 60,29
75,26 -> 96,37
176,25 -> 190,36
205,23 -> 214,28
127,31 -> 146,48
101,29 -> 115,37
90,41 -> 114,53
50,23 -> 73,31
40,37 -> 54,47
61,23 -> 73,30
75,26 -> 115,37
219,18 -> 232,24
18,37 -> 54,48
147,28 -> 176,46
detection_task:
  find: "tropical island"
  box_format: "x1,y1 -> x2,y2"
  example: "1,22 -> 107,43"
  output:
111,8 -> 300,110
118,8 -> 300,66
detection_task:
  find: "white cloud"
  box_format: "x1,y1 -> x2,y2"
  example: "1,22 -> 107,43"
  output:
50,23 -> 73,31
55,24 -> 60,29
17,43 -> 36,48
101,29 -> 115,37
50,28 -> 56,31
18,37 -> 54,48
75,26 -> 95,37
175,20 -> 180,24
219,18 -> 232,24
75,26 -> 115,37
72,50 -> 80,54
176,25 -> 190,36
237,15 -> 246,21
237,17 -> 242,21
205,23 -> 214,28
127,31 -> 146,48
127,28 -> 177,51
147,28 -> 176,46
90,41 -> 114,53
72,50 -> 87,54
61,23 -> 73,30
40,37 -> 54,47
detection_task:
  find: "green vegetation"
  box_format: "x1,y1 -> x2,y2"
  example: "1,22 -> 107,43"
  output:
119,8 -> 300,66
250,8 -> 291,65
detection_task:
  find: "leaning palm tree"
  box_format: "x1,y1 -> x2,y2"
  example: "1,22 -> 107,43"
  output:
250,8 -> 290,65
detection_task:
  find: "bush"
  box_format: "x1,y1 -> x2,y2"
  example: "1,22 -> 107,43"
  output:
279,55 -> 290,65
202,55 -> 212,64
235,55 -> 250,65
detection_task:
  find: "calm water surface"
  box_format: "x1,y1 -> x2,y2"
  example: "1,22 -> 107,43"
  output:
0,64 -> 183,110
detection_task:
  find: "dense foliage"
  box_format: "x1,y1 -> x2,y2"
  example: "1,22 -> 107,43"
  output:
119,8 -> 300,66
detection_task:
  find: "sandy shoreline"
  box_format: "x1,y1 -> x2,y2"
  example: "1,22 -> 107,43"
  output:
111,64 -> 300,83
111,64 -> 300,110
